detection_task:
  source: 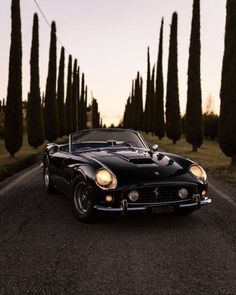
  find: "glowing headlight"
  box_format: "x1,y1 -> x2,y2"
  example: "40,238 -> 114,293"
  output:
189,165 -> 207,183
95,169 -> 117,190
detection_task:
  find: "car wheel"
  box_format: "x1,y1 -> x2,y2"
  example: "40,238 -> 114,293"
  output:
72,178 -> 94,222
43,164 -> 56,194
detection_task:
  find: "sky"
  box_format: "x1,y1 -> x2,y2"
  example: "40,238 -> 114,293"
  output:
0,0 -> 226,126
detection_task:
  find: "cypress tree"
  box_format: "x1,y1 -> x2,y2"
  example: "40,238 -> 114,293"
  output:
166,12 -> 181,144
185,0 -> 203,152
44,21 -> 58,141
150,66 -> 155,134
123,99 -> 128,128
219,0 -> 236,166
28,13 -> 44,148
144,47 -> 151,133
154,18 -> 165,139
84,86 -> 88,129
71,59 -> 78,132
134,77 -> 138,130
4,0 -> 23,156
92,98 -> 96,128
130,80 -> 136,129
3,99 -> 6,112
123,97 -> 130,128
92,99 -> 100,128
138,76 -> 144,131
57,46 -> 65,137
66,55 -> 72,134
77,66 -> 80,131
79,73 -> 85,130
135,72 -> 143,131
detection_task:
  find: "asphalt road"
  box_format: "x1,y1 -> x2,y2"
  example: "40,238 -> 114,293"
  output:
0,165 -> 235,295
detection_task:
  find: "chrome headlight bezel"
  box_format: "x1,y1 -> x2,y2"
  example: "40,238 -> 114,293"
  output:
95,168 -> 117,190
189,164 -> 207,183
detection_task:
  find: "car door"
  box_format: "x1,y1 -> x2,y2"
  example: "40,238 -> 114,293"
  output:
49,150 -> 68,192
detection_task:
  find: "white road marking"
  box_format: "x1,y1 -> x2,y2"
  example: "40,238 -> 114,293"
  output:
0,165 -> 40,197
209,182 -> 236,207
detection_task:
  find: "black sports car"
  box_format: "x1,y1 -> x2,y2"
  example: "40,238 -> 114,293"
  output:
43,128 -> 211,221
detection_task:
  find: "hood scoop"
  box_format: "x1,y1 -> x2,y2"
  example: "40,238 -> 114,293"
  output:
109,150 -> 155,164
129,158 -> 154,164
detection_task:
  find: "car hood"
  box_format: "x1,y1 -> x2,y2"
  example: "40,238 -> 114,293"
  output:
83,149 -> 193,187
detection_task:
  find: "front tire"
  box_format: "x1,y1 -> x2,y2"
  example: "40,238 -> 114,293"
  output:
43,164 -> 56,194
72,178 -> 94,222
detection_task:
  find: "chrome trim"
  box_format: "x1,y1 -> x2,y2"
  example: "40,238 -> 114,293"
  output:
179,196 -> 212,208
94,195 -> 212,213
200,198 -> 212,205
136,132 -> 150,149
94,205 -> 146,212
179,202 -> 198,208
121,199 -> 128,213
69,134 -> 72,153
128,199 -> 191,206
94,206 -> 122,212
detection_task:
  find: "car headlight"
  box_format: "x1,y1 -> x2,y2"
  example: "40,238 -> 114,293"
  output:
189,164 -> 207,183
95,169 -> 117,190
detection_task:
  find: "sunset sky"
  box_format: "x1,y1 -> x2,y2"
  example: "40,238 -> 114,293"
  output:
0,0 -> 226,126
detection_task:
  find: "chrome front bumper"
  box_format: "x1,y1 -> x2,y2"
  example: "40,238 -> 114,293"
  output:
94,194 -> 212,213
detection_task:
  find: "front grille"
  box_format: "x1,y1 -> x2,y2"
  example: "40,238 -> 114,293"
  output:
125,185 -> 197,204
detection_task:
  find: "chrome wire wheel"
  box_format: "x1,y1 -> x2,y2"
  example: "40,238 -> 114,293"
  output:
74,182 -> 90,214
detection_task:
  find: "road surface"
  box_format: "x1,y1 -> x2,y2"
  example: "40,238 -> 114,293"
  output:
0,165 -> 235,294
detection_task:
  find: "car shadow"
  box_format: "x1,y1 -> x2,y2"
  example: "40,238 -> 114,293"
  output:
49,192 -> 202,234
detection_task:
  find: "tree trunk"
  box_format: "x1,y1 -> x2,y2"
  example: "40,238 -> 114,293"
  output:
172,140 -> 177,144
192,144 -> 197,152
231,155 -> 236,167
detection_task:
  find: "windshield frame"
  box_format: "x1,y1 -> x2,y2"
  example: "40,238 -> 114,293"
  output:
68,129 -> 149,153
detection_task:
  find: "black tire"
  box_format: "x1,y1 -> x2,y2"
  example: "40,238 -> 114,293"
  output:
43,163 -> 56,194
71,177 -> 94,222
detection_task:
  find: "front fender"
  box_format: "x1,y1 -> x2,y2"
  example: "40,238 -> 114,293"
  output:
162,152 -> 195,169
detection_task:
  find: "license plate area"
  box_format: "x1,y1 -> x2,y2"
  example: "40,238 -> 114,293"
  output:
152,206 -> 175,214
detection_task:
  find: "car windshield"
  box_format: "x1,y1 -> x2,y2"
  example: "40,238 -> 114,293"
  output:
70,129 -> 147,153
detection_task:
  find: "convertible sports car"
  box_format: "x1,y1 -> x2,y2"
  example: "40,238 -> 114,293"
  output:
43,128 -> 211,221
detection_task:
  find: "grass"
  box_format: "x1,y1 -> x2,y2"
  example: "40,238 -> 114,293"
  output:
142,133 -> 236,187
0,135 -> 67,182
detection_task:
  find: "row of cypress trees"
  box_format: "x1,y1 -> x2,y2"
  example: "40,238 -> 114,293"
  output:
123,1 -> 202,150
123,12 -> 182,145
3,0 -> 101,156
124,0 -> 236,167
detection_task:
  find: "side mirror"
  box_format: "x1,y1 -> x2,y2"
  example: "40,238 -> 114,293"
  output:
48,144 -> 59,155
152,144 -> 159,151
